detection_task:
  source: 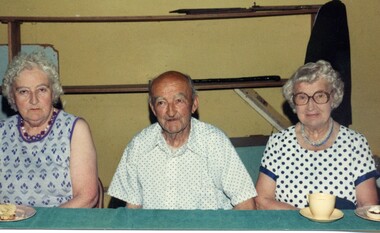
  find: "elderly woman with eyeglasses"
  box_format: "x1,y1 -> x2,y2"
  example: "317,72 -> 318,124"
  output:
255,60 -> 379,210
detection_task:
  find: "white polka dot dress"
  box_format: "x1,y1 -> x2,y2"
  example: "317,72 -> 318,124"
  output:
260,125 -> 378,208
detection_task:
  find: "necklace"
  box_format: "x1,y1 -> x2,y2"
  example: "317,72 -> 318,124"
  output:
20,109 -> 58,142
301,118 -> 334,147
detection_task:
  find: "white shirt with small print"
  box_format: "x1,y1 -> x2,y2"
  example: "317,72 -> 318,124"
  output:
108,118 -> 257,210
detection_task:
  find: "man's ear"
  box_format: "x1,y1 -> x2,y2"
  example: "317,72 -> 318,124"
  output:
149,102 -> 157,116
191,95 -> 199,114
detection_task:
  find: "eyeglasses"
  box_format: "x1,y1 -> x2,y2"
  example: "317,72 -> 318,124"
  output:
292,91 -> 331,106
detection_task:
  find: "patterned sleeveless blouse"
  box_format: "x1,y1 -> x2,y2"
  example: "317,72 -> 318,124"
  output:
0,110 -> 78,207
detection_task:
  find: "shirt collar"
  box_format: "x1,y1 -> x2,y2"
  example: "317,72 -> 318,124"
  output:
151,117 -> 204,157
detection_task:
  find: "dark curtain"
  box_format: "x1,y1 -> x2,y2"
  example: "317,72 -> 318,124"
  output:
305,0 -> 352,127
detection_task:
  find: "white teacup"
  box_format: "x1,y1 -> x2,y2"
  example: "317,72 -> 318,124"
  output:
307,193 -> 336,220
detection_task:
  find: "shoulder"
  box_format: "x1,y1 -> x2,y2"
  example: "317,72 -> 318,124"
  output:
191,118 -> 229,141
268,125 -> 296,143
127,123 -> 161,151
0,115 -> 18,135
263,126 -> 297,155
57,110 -> 91,136
133,122 -> 160,141
58,110 -> 78,119
56,110 -> 80,126
0,115 -> 18,128
339,125 -> 365,137
189,118 -> 234,155
338,125 -> 370,145
72,117 -> 91,132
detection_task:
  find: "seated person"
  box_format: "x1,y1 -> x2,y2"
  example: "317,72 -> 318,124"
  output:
108,71 -> 257,210
255,60 -> 379,210
0,51 -> 98,207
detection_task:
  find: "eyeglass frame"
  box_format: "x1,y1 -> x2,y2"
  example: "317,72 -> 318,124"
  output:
292,91 -> 332,106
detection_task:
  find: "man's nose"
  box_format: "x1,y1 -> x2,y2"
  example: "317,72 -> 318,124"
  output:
167,103 -> 176,116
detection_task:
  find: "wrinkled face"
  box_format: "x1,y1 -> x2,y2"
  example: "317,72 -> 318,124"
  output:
13,67 -> 54,127
149,74 -> 198,137
294,78 -> 332,129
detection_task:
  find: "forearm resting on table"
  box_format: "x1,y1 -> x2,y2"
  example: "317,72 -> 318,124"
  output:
356,178 -> 379,207
255,196 -> 298,210
233,197 -> 256,210
127,203 -> 142,209
59,193 -> 99,208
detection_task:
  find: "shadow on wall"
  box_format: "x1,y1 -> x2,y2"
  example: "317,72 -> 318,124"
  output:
282,102 -> 298,125
1,98 -> 16,117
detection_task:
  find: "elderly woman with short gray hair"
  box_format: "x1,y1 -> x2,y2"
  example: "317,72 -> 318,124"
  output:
0,51 -> 98,208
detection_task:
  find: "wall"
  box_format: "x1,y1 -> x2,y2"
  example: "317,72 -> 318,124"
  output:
0,0 -> 379,206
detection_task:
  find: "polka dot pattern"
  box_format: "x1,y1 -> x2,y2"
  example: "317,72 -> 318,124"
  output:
108,118 -> 257,209
261,125 -> 376,208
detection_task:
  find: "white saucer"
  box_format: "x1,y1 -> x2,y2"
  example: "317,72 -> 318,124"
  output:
355,205 -> 380,222
300,207 -> 344,223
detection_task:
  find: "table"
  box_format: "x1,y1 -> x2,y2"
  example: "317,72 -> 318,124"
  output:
0,208 -> 379,231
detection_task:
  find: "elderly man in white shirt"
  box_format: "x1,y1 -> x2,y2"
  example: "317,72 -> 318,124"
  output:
108,71 -> 257,210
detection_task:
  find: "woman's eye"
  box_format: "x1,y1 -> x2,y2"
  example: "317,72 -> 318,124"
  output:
316,93 -> 325,98
18,90 -> 29,95
38,87 -> 48,93
298,95 -> 307,100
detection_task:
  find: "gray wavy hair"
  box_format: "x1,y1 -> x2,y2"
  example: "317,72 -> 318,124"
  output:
283,60 -> 344,112
2,51 -> 63,111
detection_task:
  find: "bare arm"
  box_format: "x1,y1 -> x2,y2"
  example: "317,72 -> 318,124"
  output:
233,197 -> 256,210
356,177 -> 378,208
255,173 -> 298,210
126,203 -> 143,209
60,118 -> 98,208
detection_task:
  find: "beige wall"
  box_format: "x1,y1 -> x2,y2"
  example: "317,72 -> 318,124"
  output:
1,0 -> 379,206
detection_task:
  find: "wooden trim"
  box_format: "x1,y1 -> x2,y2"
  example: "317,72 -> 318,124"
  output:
61,79 -> 287,94
0,4 -> 319,95
7,21 -> 21,61
0,7 -> 321,23
0,79 -> 286,95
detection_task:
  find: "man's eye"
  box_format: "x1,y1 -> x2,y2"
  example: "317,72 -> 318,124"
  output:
157,101 -> 166,106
